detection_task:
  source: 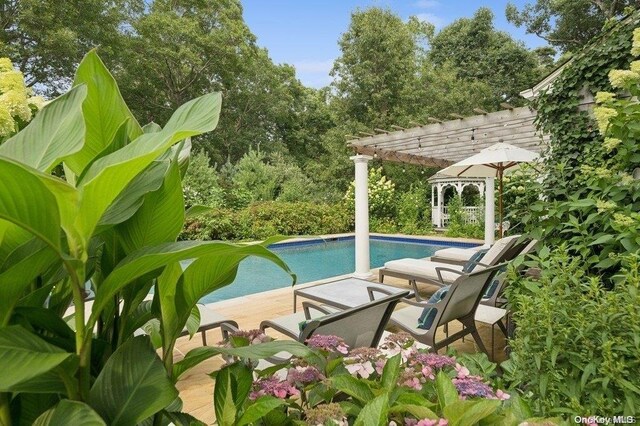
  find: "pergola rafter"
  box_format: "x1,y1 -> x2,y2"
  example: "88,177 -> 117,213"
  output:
347,106 -> 548,165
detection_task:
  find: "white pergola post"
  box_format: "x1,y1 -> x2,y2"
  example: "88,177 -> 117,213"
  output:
351,155 -> 373,278
484,177 -> 495,247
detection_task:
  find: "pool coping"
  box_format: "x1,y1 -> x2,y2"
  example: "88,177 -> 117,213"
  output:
268,233 -> 483,249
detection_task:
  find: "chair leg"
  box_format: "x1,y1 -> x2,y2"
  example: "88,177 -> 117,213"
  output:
201,330 -> 207,346
497,319 -> 507,337
461,317 -> 488,356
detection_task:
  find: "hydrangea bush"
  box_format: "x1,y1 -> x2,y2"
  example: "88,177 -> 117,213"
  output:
344,166 -> 396,220
0,58 -> 45,139
214,330 -> 558,425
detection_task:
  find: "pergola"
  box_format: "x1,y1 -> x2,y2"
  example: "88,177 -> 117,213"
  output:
347,105 -> 549,278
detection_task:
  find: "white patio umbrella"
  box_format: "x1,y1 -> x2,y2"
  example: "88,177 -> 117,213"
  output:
439,142 -> 540,238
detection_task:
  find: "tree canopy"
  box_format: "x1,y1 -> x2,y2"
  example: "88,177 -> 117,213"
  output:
506,0 -> 636,53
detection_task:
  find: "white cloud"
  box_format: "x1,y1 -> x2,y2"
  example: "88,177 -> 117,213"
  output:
415,13 -> 445,28
414,0 -> 440,9
292,60 -> 334,73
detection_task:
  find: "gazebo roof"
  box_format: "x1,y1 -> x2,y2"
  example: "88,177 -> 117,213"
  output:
348,106 -> 548,167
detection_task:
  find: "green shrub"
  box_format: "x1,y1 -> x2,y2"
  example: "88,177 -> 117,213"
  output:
504,248 -> 640,416
370,216 -> 398,234
181,202 -> 353,241
444,195 -> 483,239
397,185 -> 431,231
182,149 -> 225,208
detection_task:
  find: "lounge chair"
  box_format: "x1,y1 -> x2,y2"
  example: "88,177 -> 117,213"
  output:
371,264 -> 505,355
378,234 -> 522,293
430,236 -> 533,266
257,291 -> 410,350
181,304 -> 239,345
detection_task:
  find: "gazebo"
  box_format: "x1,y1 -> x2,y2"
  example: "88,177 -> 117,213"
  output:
346,105 -> 548,278
428,173 -> 485,229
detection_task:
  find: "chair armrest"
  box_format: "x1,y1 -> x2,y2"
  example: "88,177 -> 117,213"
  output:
302,301 -> 333,319
435,266 -> 465,284
367,286 -> 394,301
220,322 -> 241,341
401,299 -> 440,309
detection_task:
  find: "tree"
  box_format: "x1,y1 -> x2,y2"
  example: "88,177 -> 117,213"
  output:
429,8 -> 543,106
506,0 -> 637,53
0,0 -> 139,95
330,8 -> 425,127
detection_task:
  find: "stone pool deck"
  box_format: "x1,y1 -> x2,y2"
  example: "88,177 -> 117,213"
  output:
173,249 -> 505,423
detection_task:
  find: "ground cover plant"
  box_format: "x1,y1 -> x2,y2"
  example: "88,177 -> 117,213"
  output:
210,331 -> 560,426
0,52 -> 298,424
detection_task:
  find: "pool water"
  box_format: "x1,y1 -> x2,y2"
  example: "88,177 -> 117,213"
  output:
200,237 -> 465,303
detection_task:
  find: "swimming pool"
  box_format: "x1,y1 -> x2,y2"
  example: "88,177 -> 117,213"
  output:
200,236 -> 477,303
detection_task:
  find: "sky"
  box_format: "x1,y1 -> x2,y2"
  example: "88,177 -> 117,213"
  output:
241,0 -> 547,88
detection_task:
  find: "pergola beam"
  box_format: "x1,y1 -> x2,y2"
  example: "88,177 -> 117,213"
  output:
355,146 -> 453,168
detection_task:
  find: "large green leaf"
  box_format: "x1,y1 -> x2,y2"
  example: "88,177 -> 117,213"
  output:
74,91 -> 221,242
236,396 -> 285,426
0,85 -> 87,172
330,374 -> 376,404
33,400 -> 106,426
213,366 -> 237,426
118,159 -> 184,253
0,158 -> 62,251
89,336 -> 178,426
354,392 -> 389,426
0,219 -> 31,265
0,326 -> 74,391
0,239 -> 59,326
436,371 -> 459,410
65,50 -> 143,175
173,341 -> 314,381
443,399 -> 500,426
90,241 -> 291,329
98,160 -> 170,227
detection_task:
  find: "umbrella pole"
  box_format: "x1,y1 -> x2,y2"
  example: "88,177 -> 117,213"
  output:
498,168 -> 504,238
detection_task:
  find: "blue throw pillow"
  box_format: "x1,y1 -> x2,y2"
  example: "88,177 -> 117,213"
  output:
481,266 -> 507,300
462,248 -> 489,273
417,285 -> 450,330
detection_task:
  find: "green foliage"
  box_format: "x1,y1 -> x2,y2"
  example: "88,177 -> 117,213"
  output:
211,331 -> 559,425
504,249 -> 640,416
428,8 -> 544,106
526,15 -> 640,277
182,150 -> 225,209
0,0 -> 137,94
444,196 -> 484,239
396,185 -> 432,234
506,0 -> 634,53
181,202 -> 353,241
0,51 -> 295,424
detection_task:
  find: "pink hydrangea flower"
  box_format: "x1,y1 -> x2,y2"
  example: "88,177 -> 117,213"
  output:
496,389 -> 511,400
454,363 -> 470,378
345,360 -> 375,379
405,419 -> 448,426
410,353 -> 456,369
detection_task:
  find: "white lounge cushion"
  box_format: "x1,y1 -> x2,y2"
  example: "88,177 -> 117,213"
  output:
481,235 -> 520,265
432,247 -> 482,262
383,258 -> 463,283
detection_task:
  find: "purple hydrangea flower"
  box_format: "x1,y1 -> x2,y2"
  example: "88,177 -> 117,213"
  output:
286,365 -> 324,385
411,353 -> 456,369
249,376 -> 300,400
305,334 -> 349,354
452,376 -> 496,399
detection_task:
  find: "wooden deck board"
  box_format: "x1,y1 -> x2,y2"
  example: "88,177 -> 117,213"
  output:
174,272 -> 507,423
